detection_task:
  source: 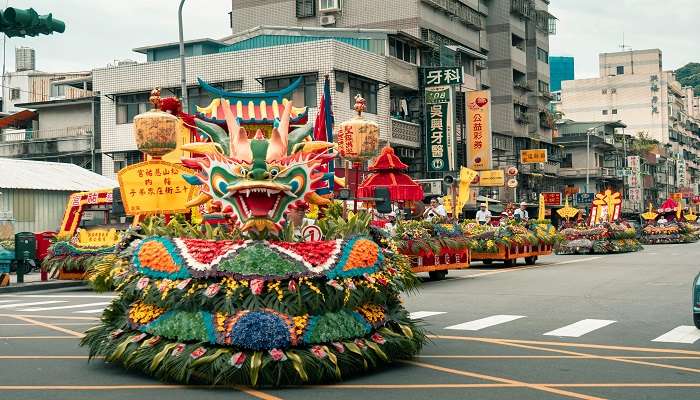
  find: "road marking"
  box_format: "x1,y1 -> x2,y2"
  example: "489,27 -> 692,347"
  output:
74,308 -> 106,314
0,384 -> 282,399
10,315 -> 85,338
0,356 -> 102,359
428,335 -> 700,355
544,319 -> 616,338
0,301 -> 66,309
0,336 -> 76,339
19,302 -> 110,312
417,355 -> 700,360
409,311 -> 446,319
0,313 -> 99,320
652,326 -> 700,344
445,315 -> 525,331
0,300 -> 21,304
0,323 -> 96,326
402,360 -> 605,400
551,256 -> 603,265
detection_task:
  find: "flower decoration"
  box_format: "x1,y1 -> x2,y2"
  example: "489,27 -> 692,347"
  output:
269,348 -> 287,362
311,345 -> 327,359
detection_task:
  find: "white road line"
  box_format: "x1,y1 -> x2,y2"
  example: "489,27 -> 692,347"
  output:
551,256 -> 603,265
543,319 -> 616,338
19,302 -> 111,312
409,311 -> 447,320
74,308 -> 106,314
0,301 -> 66,309
445,315 -> 525,331
0,294 -> 115,299
652,326 -> 700,344
0,300 -> 21,304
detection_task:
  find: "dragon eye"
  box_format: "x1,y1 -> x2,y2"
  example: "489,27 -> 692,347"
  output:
238,166 -> 249,177
269,167 -> 280,178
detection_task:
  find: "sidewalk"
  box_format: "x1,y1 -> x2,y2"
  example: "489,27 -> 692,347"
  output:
0,271 -> 85,293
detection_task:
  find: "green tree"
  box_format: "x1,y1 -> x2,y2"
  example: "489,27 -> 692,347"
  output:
676,62 -> 700,93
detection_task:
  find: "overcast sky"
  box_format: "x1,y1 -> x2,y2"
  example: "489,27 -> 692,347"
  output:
2,1 -> 698,78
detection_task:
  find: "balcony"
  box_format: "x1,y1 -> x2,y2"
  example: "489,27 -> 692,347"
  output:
511,0 -> 535,19
0,125 -> 93,158
515,114 -> 530,125
390,118 -> 420,147
558,167 -> 620,180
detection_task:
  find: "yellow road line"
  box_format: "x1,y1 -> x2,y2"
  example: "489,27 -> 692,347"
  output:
402,360 -> 606,400
549,383 -> 700,388
10,315 -> 85,338
314,383 -> 700,389
428,335 -> 700,356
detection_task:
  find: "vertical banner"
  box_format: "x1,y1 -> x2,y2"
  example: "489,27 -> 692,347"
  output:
446,87 -> 456,171
466,90 -> 492,171
676,158 -> 688,189
626,156 -> 642,211
426,101 -> 449,172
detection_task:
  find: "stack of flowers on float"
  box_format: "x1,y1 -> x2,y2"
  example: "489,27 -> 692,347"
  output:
81,100 -> 424,386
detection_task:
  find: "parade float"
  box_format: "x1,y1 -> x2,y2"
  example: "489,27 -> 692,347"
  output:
467,196 -> 557,266
81,80 -> 424,386
639,200 -> 699,245
555,190 -> 642,254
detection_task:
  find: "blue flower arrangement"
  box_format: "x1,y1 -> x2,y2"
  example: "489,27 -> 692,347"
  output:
230,311 -> 291,350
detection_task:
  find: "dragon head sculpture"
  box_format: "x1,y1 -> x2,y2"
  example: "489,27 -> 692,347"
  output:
181,100 -> 336,233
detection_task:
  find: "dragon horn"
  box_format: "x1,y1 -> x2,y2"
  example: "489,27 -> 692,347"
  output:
267,101 -> 293,162
222,99 -> 251,161
185,192 -> 212,208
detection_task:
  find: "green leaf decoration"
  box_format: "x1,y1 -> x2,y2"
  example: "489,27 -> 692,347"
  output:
218,244 -> 304,276
344,342 -> 367,369
366,341 -> 388,361
399,324 -> 413,338
323,345 -> 342,379
285,351 -> 309,382
149,343 -> 178,372
191,348 -> 227,368
250,351 -> 263,386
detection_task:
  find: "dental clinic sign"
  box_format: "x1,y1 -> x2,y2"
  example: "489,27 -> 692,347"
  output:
422,66 -> 463,87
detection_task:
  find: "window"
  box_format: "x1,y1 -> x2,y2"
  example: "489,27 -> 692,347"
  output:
113,151 -> 142,172
116,92 -> 151,124
561,153 -> 573,168
611,88 -> 617,94
348,74 -> 378,114
602,110 -> 608,115
511,33 -> 525,51
50,83 -> 65,98
538,80 -> 550,93
319,0 -> 340,11
10,88 -> 20,100
616,66 -> 624,75
536,47 -> 549,63
295,0 -> 315,18
265,74 -> 317,108
389,37 -> 417,64
602,89 -> 607,94
183,80 -> 242,114
612,109 -> 618,115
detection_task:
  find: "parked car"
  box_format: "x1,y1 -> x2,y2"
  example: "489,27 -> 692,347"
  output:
693,272 -> 700,329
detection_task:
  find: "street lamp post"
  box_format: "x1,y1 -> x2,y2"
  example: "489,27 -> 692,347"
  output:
178,0 -> 188,113
586,127 -> 592,193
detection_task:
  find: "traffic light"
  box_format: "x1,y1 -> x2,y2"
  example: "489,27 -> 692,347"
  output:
374,187 -> 392,214
0,8 -> 65,38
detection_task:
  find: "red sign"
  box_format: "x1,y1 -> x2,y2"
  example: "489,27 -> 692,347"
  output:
542,192 -> 562,206
693,195 -> 700,204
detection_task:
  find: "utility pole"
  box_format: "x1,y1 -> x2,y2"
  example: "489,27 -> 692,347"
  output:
178,0 -> 188,113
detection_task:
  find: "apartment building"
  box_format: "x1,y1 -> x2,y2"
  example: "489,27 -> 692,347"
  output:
560,49 -> 700,197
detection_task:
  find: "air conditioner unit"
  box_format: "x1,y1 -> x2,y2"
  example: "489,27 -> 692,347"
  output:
319,0 -> 341,13
319,14 -> 336,25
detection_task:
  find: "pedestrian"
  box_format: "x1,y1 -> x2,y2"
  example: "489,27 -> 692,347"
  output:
514,201 -> 529,222
476,203 -> 492,225
423,198 -> 447,221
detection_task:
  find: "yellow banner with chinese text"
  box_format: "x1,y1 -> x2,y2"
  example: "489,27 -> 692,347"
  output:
520,149 -> 548,164
77,228 -> 120,247
118,160 -> 198,215
479,170 -> 504,187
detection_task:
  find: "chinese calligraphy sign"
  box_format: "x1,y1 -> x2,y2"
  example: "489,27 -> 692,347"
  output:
426,102 -> 449,171
423,66 -> 463,87
466,90 -> 492,170
117,160 -> 197,215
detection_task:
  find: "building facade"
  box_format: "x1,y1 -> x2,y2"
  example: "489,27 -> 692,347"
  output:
560,49 -> 700,198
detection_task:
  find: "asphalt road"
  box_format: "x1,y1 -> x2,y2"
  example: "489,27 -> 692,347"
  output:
1,242 -> 699,400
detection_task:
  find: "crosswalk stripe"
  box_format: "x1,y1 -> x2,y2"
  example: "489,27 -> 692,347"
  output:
543,319 -> 616,337
0,301 -> 66,309
73,308 -> 106,314
445,315 -> 525,331
18,302 -> 111,312
652,326 -> 700,344
409,311 -> 447,320
0,300 -> 21,304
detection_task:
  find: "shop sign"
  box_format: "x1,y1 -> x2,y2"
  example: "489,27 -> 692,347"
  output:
575,192 -> 594,204
422,66 -> 463,87
425,86 -> 450,104
118,160 -> 197,215
520,149 -> 547,164
426,102 -> 450,172
466,90 -> 492,171
478,170 -> 504,187
542,192 -> 562,206
77,228 -> 120,247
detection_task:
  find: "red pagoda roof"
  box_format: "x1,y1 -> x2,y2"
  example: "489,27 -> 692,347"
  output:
368,146 -> 408,171
358,146 -> 423,201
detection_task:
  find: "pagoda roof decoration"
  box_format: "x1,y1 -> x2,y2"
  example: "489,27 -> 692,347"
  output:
195,76 -> 309,125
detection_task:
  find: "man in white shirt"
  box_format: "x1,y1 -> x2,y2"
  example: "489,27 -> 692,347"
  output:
514,202 -> 529,222
475,203 -> 492,225
424,198 -> 447,221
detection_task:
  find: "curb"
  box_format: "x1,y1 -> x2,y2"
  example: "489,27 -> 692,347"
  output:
0,280 -> 86,293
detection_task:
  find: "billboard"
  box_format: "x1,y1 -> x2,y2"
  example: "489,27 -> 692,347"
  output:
466,90 -> 492,171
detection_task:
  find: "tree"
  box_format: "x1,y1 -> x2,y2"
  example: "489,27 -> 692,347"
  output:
676,62 -> 700,93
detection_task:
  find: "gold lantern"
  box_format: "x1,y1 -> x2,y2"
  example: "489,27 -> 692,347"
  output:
133,88 -> 178,158
336,94 -> 380,162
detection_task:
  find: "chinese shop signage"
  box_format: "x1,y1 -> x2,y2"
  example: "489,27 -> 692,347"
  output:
466,90 -> 492,170
117,160 -> 197,215
520,149 -> 548,164
427,102 -> 450,172
542,192 -> 562,206
77,228 -> 120,247
422,66 -> 463,87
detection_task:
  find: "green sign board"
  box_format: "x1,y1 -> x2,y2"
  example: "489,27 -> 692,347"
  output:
425,86 -> 450,104
422,66 -> 463,87
427,102 -> 449,172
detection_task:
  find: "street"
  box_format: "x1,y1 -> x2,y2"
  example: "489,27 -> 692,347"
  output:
1,242 -> 698,400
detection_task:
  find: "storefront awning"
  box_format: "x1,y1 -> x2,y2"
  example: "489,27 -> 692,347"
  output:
0,109 -> 36,129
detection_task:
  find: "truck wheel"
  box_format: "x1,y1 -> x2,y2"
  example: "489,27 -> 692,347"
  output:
483,260 -> 493,265
503,259 -> 515,267
428,270 -> 447,281
525,256 -> 537,265
694,313 -> 700,329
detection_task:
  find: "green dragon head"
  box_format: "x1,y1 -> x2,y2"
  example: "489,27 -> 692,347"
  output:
182,101 -> 336,233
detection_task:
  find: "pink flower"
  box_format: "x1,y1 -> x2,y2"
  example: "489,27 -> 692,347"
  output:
371,333 -> 386,345
363,274 -> 376,284
171,343 -> 186,357
204,283 -> 221,297
332,342 -> 345,353
269,348 -> 287,361
190,346 -> 207,359
250,279 -> 265,295
230,352 -> 246,368
176,278 -> 191,290
136,277 -> 150,290
377,277 -> 389,286
287,279 -> 298,292
157,279 -> 171,292
311,345 -> 327,359
354,339 -> 366,349
346,280 -> 356,290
